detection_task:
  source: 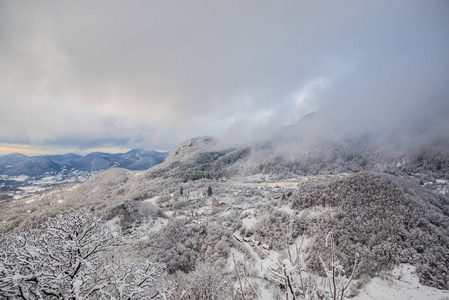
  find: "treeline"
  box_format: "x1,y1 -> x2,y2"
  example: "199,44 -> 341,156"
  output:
246,138 -> 449,181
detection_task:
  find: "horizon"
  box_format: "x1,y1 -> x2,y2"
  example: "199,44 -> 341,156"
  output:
0,145 -> 170,157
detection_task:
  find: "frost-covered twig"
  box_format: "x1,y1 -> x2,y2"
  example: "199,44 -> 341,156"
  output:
320,232 -> 359,300
233,253 -> 248,300
0,210 -> 170,299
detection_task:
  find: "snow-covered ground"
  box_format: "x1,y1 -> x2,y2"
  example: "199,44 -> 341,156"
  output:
354,264 -> 449,300
0,175 -> 29,182
22,183 -> 80,204
1,170 -> 101,200
210,176 -> 449,299
230,234 -> 449,300
3,171 -> 449,299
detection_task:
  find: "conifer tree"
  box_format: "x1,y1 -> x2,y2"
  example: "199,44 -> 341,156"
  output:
207,185 -> 212,196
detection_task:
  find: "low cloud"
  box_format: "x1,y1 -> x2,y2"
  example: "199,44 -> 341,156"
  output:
1,1 -> 448,153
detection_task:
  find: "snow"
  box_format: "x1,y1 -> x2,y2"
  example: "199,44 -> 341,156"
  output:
143,195 -> 160,204
283,259 -> 295,273
241,214 -> 257,229
73,278 -> 83,295
437,185 -> 448,195
3,164 -> 449,299
18,185 -> 45,193
8,175 -> 29,182
164,211 -> 174,218
353,264 -> 449,300
151,218 -> 168,232
433,179 -> 449,195
229,245 -> 279,299
300,205 -> 334,218
230,230 -> 441,300
279,205 -> 296,215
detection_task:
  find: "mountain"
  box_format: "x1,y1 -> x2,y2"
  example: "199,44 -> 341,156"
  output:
58,135 -> 449,292
1,156 -> 61,177
0,149 -> 169,177
116,149 -> 169,170
1,135 -> 448,297
58,134 -> 449,206
44,153 -> 82,166
75,152 -> 117,171
62,136 -> 245,204
0,153 -> 28,171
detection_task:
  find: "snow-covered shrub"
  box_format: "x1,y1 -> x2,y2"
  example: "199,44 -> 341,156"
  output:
138,201 -> 167,219
144,218 -> 231,274
175,263 -> 233,299
253,209 -> 304,251
106,201 -> 166,235
226,211 -> 243,232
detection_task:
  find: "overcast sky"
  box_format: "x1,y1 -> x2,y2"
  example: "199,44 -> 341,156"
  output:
1,1 -> 448,155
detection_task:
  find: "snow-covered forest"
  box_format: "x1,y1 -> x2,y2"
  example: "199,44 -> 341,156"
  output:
1,135 -> 449,299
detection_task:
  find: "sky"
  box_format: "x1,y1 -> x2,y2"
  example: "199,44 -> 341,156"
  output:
1,0 -> 448,155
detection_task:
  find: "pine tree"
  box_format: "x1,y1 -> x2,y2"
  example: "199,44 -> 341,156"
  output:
207,186 -> 212,197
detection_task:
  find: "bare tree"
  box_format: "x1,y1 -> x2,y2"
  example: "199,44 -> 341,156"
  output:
237,218 -> 359,300
0,210 -> 170,299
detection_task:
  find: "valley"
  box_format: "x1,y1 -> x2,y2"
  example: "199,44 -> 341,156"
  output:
0,149 -> 169,201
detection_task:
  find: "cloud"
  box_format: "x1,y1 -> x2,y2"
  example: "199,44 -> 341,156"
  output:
0,0 -> 448,153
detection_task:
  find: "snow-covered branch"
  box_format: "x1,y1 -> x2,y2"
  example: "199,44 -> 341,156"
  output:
0,210 -> 170,299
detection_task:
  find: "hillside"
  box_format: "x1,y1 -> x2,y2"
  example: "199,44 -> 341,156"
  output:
1,136 -> 449,299
59,135 -> 449,207
289,172 -> 449,289
1,156 -> 61,177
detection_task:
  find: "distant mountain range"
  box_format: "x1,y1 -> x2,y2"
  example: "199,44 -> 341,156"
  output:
0,149 -> 169,177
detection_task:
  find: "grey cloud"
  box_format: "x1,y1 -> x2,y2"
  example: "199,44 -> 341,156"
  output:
0,0 -> 448,152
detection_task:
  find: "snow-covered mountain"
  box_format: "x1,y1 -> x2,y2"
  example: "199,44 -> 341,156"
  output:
0,156 -> 61,177
0,149 -> 169,177
1,135 -> 449,299
0,149 -> 169,200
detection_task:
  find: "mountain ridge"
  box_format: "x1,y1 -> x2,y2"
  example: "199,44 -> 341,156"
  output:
0,149 -> 169,177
